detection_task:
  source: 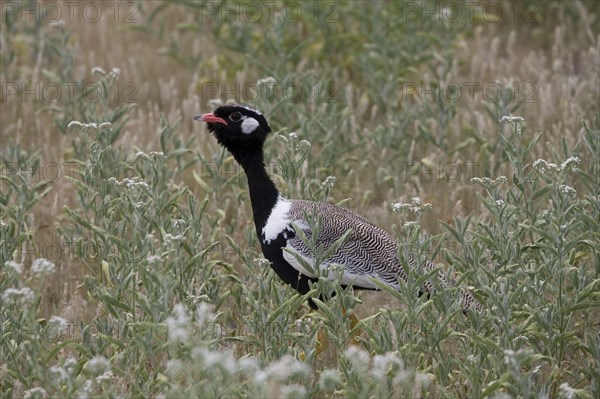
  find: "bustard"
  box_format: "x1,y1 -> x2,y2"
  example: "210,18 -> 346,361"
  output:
194,104 -> 483,324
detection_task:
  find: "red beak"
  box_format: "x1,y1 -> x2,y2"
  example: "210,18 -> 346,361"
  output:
193,113 -> 228,126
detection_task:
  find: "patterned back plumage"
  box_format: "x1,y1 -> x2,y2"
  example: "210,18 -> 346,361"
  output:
286,200 -> 484,313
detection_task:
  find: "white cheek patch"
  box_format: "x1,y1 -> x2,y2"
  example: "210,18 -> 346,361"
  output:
241,117 -> 259,134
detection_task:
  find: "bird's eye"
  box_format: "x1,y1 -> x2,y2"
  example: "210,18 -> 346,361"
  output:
229,112 -> 242,122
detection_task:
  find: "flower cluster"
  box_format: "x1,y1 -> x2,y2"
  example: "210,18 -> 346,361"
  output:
254,257 -> 272,268
166,303 -> 192,343
2,287 -> 35,304
559,185 -> 577,197
91,66 -> 120,79
166,302 -> 217,344
470,176 -> 508,189
134,151 -> 166,161
533,157 -> 581,175
107,176 -> 150,190
68,121 -> 113,130
391,197 -> 432,214
277,132 -> 311,151
500,115 -> 526,135
257,76 -> 277,88
4,260 -> 23,274
48,316 -> 69,340
343,347 -> 429,388
321,175 -> 337,189
31,258 -> 56,275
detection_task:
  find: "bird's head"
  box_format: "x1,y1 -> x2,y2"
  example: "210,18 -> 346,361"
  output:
194,104 -> 271,152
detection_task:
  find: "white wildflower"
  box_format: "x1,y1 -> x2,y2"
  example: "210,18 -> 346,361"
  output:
2,287 -> 35,304
318,368 -> 342,390
48,316 -> 69,339
276,134 -> 289,143
402,221 -> 418,229
495,199 -> 505,206
534,157 -> 580,177
559,382 -> 575,399
372,351 -> 405,382
49,366 -> 68,384
195,302 -> 215,327
533,159 -> 559,173
391,202 -> 412,213
500,115 -> 525,135
392,198 -> 431,214
135,151 -> 150,160
31,258 -> 56,275
470,176 -> 507,188
288,132 -> 298,140
238,356 -> 260,375
98,122 -> 112,130
80,379 -> 93,395
67,120 -> 105,130
147,254 -> 161,265
121,177 -> 150,190
561,156 -> 581,171
260,355 -> 308,383
173,218 -> 186,229
344,346 -> 370,374
499,115 -> 524,123
23,387 -> 47,399
95,370 -> 113,383
254,257 -> 271,268
257,77 -> 277,87
560,224 -> 568,231
164,233 -> 184,246
165,359 -> 184,376
149,151 -> 166,159
110,68 -> 120,78
531,364 -> 542,375
416,372 -> 431,388
541,209 -> 551,218
503,349 -> 517,368
64,357 -> 77,374
86,356 -> 111,375
186,293 -> 209,305
192,347 -> 236,376
327,263 -> 345,276
281,384 -> 307,398
166,304 -> 190,343
559,185 -> 577,197
297,139 -> 311,150
321,176 -> 337,189
4,260 -> 23,274
91,67 -> 106,75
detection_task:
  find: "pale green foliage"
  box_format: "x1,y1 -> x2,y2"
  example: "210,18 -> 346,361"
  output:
1,1 -> 599,398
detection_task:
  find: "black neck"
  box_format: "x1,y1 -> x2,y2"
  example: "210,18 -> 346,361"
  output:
231,146 -> 279,233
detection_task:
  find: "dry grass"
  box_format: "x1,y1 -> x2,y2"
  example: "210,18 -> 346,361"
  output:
1,1 -> 599,397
